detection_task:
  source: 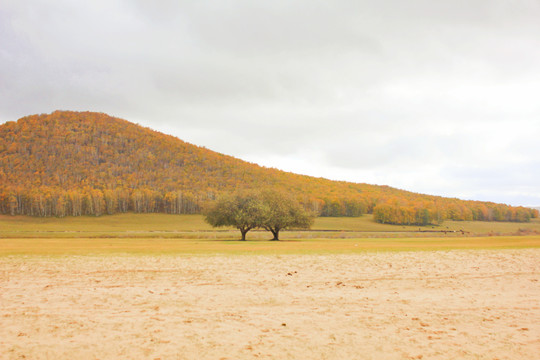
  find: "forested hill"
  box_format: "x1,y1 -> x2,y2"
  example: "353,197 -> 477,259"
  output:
0,111 -> 537,224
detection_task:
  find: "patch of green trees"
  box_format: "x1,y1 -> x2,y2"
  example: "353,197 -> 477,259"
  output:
204,189 -> 315,240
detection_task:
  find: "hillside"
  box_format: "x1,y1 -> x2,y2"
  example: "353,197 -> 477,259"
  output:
0,111 -> 537,223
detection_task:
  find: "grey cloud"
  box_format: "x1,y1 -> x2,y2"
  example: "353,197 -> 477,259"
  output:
1,0 -> 539,205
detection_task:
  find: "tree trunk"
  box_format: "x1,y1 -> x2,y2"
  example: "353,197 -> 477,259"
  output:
240,229 -> 248,241
270,229 -> 279,241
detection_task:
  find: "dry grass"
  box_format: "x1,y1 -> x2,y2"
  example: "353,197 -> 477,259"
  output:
1,213 -> 539,239
1,235 -> 539,256
1,213 -> 539,256
313,215 -> 540,234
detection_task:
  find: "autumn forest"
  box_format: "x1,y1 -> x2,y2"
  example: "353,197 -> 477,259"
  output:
0,111 -> 537,225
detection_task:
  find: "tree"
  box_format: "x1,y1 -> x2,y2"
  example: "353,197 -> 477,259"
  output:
260,190 -> 314,241
204,190 -> 264,241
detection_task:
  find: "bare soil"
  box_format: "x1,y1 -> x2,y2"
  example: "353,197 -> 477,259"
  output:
1,250 -> 539,359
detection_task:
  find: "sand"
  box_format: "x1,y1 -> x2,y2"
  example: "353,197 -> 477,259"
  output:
1,250 -> 539,359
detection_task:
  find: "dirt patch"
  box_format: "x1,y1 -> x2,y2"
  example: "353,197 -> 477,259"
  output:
1,250 -> 539,359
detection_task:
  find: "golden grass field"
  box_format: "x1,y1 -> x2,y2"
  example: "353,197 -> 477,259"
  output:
1,213 -> 539,255
1,214 -> 539,359
1,213 -> 539,238
2,212 -> 540,232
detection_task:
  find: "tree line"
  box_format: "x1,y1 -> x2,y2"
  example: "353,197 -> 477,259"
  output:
373,201 -> 537,225
3,184 -> 535,225
0,187 -> 203,217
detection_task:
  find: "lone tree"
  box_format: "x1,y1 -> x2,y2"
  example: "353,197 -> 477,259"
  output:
260,189 -> 315,241
204,190 -> 264,241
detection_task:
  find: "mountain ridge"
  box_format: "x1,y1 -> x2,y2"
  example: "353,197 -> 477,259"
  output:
0,110 -> 537,223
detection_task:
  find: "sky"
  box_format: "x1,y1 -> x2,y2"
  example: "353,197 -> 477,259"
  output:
1,0 -> 539,207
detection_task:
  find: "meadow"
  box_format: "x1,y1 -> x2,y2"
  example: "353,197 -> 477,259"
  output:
1,213 -> 539,237
1,213 -> 539,255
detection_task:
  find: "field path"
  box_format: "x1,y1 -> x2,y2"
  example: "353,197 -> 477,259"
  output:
1,250 -> 539,359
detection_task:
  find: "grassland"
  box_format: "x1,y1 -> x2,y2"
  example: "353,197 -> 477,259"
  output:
1,213 -> 539,255
1,236 -> 539,256
2,213 -> 539,236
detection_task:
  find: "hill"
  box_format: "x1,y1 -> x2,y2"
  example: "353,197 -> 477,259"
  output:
0,111 -> 537,223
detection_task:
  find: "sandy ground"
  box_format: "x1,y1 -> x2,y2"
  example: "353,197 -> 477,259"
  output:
1,250 -> 539,360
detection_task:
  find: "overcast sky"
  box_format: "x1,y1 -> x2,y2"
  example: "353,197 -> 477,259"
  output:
1,0 -> 539,206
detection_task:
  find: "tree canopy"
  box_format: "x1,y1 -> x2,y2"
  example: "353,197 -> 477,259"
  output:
204,190 -> 265,241
204,190 -> 315,240
260,189 -> 314,240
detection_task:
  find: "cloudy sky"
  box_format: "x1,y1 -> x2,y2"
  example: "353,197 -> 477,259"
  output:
1,0 -> 539,206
